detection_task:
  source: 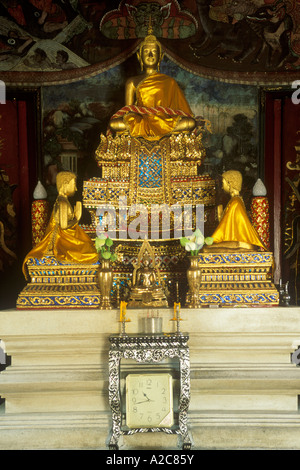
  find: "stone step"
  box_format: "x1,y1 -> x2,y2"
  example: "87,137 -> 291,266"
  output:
1,410 -> 300,450
1,307 -> 300,449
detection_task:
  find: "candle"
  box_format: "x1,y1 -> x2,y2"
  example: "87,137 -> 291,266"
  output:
120,301 -> 127,322
119,302 -> 123,322
172,302 -> 181,321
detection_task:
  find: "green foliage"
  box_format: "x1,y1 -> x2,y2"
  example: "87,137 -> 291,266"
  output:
95,234 -> 117,262
180,229 -> 214,256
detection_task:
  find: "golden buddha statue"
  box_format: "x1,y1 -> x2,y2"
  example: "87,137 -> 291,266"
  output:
127,240 -> 168,308
89,25 -> 212,210
81,25 -> 215,305
135,256 -> 157,287
205,170 -> 266,252
22,171 -> 98,279
109,25 -> 196,141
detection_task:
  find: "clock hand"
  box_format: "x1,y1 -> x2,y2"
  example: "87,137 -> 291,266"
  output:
142,392 -> 154,402
135,392 -> 154,404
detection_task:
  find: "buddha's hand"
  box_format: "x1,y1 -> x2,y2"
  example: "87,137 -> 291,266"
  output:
217,204 -> 223,222
74,201 -> 82,222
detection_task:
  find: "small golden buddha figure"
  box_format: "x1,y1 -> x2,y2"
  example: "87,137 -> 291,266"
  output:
127,246 -> 168,307
109,25 -> 196,141
22,171 -> 98,279
205,170 -> 266,252
135,256 -> 158,288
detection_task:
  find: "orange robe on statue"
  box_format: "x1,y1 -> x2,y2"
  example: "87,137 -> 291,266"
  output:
124,73 -> 194,141
212,196 -> 266,250
22,197 -> 98,279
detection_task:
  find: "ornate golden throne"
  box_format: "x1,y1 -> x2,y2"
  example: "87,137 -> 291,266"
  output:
83,131 -> 215,210
81,125 -> 279,308
82,130 -> 216,305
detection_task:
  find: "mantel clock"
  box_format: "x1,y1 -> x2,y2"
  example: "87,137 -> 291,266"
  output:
126,373 -> 174,429
108,334 -> 191,450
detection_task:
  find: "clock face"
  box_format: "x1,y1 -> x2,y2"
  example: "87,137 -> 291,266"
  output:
126,373 -> 174,429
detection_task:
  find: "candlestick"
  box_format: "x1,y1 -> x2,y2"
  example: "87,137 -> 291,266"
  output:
171,302 -> 181,321
119,301 -> 130,336
175,303 -> 182,336
119,301 -> 129,322
116,279 -> 120,306
171,302 -> 182,335
176,281 -> 179,303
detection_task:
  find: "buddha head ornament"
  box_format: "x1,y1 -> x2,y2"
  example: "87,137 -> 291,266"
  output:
56,171 -> 77,197
136,23 -> 164,71
222,170 -> 242,197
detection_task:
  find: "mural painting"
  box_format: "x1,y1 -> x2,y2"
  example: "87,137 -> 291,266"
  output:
190,0 -> 300,70
0,0 -> 299,79
99,0 -> 198,39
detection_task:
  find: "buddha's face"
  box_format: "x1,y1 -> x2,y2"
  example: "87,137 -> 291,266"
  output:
65,177 -> 77,196
141,42 -> 160,69
222,177 -> 230,194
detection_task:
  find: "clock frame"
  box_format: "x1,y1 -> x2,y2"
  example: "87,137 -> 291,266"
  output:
108,334 -> 191,450
126,373 -> 174,429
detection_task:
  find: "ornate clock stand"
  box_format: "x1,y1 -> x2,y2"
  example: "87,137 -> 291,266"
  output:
108,333 -> 191,450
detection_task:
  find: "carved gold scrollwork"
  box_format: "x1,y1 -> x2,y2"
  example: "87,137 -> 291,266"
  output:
284,132 -> 300,304
284,133 -> 300,257
286,145 -> 300,172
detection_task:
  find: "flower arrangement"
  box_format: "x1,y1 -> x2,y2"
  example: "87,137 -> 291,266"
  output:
95,233 -> 118,261
180,229 -> 213,256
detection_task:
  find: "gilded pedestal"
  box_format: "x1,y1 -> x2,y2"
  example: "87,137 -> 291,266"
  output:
16,255 -> 101,309
195,252 -> 279,307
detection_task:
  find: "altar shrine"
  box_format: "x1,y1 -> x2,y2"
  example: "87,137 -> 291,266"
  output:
16,24 -> 279,310
2,0 -> 300,452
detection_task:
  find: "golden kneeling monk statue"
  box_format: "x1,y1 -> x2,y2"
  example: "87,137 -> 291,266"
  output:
205,170 -> 266,252
109,25 -> 196,141
22,171 -> 98,279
